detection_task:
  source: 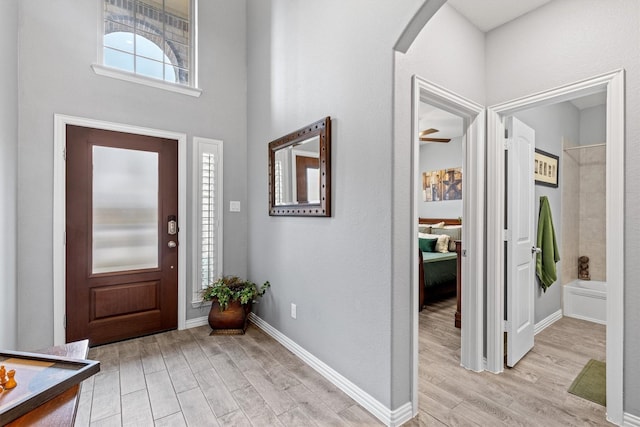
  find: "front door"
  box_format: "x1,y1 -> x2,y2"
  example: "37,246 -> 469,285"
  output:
65,125 -> 178,346
505,117 -> 536,367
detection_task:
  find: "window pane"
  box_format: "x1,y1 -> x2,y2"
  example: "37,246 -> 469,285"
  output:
104,47 -> 134,73
92,146 -> 159,274
104,28 -> 135,54
135,29 -> 165,62
136,55 -> 165,80
201,151 -> 217,288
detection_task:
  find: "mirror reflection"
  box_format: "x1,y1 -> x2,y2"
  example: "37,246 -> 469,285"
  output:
274,136 -> 320,206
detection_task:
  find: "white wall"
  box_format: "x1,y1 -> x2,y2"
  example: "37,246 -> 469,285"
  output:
485,0 -> 640,414
418,136 -> 463,219
16,0 -> 248,350
246,0 -> 425,410
0,0 -> 18,350
514,102 -> 580,323
580,104 -> 606,146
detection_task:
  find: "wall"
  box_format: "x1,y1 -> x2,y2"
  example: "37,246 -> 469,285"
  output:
578,145 -> 606,281
562,141 -> 580,285
246,0 -> 426,411
17,0 -> 248,350
418,136 -> 463,219
0,0 -> 18,350
485,0 -> 640,414
514,102 -> 580,323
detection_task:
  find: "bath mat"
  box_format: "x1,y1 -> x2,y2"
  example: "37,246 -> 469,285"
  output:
568,359 -> 606,406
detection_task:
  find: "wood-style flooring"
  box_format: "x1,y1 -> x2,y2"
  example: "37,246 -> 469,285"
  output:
408,297 -> 609,427
75,299 -> 608,426
74,325 -> 380,426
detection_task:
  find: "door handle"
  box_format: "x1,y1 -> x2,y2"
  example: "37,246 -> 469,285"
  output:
168,241 -> 177,248
532,246 -> 541,254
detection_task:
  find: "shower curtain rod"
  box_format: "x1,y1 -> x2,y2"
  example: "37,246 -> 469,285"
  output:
563,143 -> 606,152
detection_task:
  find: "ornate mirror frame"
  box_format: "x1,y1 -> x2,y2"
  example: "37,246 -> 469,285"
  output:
268,116 -> 331,217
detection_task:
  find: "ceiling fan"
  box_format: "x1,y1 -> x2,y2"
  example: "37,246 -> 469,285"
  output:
419,128 -> 451,143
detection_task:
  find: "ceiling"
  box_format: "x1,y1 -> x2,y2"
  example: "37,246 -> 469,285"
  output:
570,92 -> 606,110
446,0 -> 553,32
418,103 -> 464,144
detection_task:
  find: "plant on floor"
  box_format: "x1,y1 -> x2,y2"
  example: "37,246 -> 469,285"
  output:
201,276 -> 270,311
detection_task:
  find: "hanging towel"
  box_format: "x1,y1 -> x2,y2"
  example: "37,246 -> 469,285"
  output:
536,196 -> 560,291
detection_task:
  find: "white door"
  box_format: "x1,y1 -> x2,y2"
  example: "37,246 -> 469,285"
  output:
505,117 -> 536,367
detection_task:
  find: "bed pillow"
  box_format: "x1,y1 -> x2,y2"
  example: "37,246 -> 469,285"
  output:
419,233 -> 450,253
418,225 -> 431,234
419,237 -> 438,252
431,226 -> 461,251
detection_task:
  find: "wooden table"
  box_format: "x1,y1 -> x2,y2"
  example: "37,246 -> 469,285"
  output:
6,340 -> 89,426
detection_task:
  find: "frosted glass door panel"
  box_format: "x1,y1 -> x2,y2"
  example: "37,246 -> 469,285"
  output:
92,146 -> 159,274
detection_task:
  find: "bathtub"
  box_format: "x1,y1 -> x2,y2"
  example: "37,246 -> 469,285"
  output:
563,279 -> 606,325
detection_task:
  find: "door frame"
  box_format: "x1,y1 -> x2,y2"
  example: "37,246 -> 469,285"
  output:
53,114 -> 188,345
486,70 -> 624,424
411,76 -> 485,413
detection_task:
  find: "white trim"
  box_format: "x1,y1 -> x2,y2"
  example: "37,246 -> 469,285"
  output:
191,137 -> 224,304
486,70 -> 625,425
91,64 -> 202,97
624,412 -> 640,427
185,315 -> 209,329
249,313 -> 412,427
411,76 -> 485,417
53,114 -> 188,345
534,310 -> 562,335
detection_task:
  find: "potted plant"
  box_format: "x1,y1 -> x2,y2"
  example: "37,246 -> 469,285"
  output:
201,276 -> 270,335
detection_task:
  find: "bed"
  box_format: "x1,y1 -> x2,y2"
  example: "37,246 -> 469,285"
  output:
418,218 -> 462,328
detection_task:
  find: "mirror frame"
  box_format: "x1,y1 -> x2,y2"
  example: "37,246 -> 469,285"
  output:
268,116 -> 331,216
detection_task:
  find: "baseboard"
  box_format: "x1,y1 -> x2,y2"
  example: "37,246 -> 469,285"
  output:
534,309 -> 562,335
624,411 -> 640,426
248,313 -> 413,427
185,315 -> 209,329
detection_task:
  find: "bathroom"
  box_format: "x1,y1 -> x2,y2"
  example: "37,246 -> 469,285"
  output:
513,90 -> 607,329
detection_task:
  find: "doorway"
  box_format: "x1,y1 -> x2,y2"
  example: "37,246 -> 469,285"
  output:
52,115 -> 188,346
411,77 -> 485,413
65,125 -> 179,346
486,70 -> 625,423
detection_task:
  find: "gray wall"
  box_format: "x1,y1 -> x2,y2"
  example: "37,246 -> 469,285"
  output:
246,0 -> 425,409
393,2 -> 485,408
0,0 -> 18,350
514,102 -> 580,324
580,104 -> 606,146
418,136 -> 463,219
16,0 -> 248,350
485,0 -> 640,415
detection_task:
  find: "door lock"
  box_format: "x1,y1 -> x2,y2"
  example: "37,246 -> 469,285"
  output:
532,246 -> 542,254
168,215 -> 177,235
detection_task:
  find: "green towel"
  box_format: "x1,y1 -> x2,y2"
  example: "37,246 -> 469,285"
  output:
536,196 -> 560,291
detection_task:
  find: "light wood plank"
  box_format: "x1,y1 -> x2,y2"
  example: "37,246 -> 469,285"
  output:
121,389 -> 154,427
90,371 -> 121,423
176,387 -> 219,427
145,370 -> 181,420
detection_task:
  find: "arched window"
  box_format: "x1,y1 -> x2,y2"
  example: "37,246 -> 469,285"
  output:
102,0 -> 192,86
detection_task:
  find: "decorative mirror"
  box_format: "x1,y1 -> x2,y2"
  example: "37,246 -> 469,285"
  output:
269,117 -> 331,216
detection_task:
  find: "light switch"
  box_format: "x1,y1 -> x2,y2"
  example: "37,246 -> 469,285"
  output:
230,201 -> 241,212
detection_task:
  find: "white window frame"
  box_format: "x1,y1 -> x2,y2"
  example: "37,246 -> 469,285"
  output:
191,137 -> 223,305
92,0 -> 202,97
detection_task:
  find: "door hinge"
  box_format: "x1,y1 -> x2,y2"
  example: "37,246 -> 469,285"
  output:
63,231 -> 66,246
505,128 -> 509,139
503,320 -> 509,331
502,229 -> 510,241
504,139 -> 512,150
63,314 -> 66,329
63,148 -> 66,161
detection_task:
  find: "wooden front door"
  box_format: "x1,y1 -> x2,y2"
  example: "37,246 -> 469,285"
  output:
65,125 -> 178,346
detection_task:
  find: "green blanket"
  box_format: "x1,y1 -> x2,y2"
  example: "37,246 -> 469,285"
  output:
536,196 -> 560,291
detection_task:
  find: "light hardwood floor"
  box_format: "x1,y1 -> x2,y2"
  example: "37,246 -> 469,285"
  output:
408,297 -> 609,427
74,325 -> 381,426
76,299 -> 608,426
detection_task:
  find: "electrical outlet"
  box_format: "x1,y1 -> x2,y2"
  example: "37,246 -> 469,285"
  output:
291,303 -> 297,319
229,201 -> 241,212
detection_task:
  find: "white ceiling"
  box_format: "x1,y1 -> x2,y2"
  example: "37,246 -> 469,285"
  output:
419,103 -> 464,143
446,0 -> 553,32
570,92 -> 607,110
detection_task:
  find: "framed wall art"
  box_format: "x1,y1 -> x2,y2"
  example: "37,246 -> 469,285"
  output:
534,148 -> 559,188
422,167 -> 462,202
